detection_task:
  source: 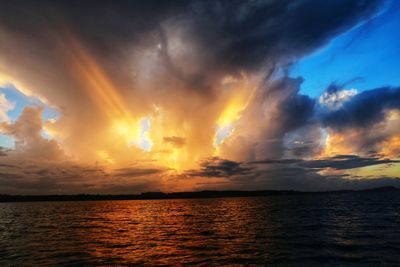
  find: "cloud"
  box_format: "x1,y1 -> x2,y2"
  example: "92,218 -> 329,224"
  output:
318,87 -> 400,157
219,76 -> 316,161
114,167 -> 166,178
0,146 -> 10,156
0,0 -> 395,194
185,0 -> 380,73
298,155 -> 399,170
252,155 -> 399,170
322,86 -> 400,129
319,85 -> 357,110
184,155 -> 400,191
283,124 -> 325,158
0,106 -> 63,160
0,92 -> 14,122
185,157 -> 252,178
0,160 -> 166,195
163,136 -> 186,148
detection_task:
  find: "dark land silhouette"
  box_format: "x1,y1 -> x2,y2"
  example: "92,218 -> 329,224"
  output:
0,186 -> 398,202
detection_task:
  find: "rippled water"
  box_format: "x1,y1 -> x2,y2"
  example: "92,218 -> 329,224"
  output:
1,192 -> 400,266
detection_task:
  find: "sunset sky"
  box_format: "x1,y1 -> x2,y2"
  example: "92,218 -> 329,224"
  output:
0,0 -> 399,194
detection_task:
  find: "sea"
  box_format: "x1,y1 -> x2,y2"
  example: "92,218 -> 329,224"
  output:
1,191 -> 400,266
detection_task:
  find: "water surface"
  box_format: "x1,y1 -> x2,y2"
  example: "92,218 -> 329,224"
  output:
1,192 -> 400,266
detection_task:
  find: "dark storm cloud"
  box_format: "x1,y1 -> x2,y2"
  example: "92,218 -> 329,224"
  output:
322,86 -> 400,129
287,144 -> 315,158
190,156 -> 400,191
186,157 -> 252,178
189,155 -> 398,179
251,155 -> 399,170
251,159 -> 303,164
267,77 -> 316,133
114,167 -> 165,178
298,155 -> 399,170
189,0 -> 380,72
0,0 -> 186,44
0,0 -> 381,79
0,161 -> 164,194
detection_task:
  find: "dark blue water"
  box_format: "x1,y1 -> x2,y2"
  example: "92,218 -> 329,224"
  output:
1,192 -> 400,266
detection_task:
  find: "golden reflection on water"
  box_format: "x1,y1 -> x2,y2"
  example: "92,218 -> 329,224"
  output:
78,198 -> 274,265
1,194 -> 400,265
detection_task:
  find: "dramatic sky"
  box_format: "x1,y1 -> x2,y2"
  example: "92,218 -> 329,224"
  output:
0,0 -> 399,194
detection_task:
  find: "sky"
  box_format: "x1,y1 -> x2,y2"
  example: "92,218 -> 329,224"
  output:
0,0 -> 399,194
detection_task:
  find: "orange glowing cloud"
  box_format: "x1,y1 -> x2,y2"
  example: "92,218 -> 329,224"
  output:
0,0 -> 398,194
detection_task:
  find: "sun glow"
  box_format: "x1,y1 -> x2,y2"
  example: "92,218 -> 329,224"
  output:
379,136 -> 400,158
164,147 -> 187,171
214,76 -> 257,149
112,116 -> 153,151
56,37 -> 261,171
97,150 -> 113,164
321,131 -> 355,157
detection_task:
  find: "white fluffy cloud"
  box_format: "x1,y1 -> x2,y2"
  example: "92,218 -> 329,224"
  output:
319,88 -> 357,109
